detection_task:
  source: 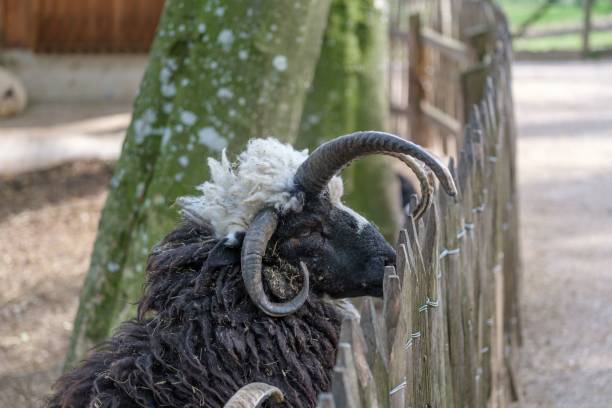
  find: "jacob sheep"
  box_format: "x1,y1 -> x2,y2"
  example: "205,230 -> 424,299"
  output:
47,132 -> 457,408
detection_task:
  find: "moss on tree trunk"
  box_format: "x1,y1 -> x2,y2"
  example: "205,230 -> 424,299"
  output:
297,0 -> 401,241
66,0 -> 331,368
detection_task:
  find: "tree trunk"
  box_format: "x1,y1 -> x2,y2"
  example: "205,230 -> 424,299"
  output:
65,0 -> 331,368
297,0 -> 401,241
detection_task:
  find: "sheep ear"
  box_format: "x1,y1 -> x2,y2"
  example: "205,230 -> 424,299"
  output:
205,239 -> 240,269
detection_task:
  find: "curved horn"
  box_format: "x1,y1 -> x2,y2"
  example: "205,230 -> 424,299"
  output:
384,151 -> 433,221
293,131 -> 457,199
224,382 -> 284,408
241,209 -> 309,317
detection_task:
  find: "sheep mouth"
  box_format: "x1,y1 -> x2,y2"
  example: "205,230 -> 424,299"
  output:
365,281 -> 384,298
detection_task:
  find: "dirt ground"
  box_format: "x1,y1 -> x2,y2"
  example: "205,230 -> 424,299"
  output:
0,161 -> 112,407
0,60 -> 611,407
514,60 -> 612,407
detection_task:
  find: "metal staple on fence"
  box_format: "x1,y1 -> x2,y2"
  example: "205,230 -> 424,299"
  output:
404,330 -> 422,350
419,297 -> 440,313
439,247 -> 460,260
389,378 -> 407,396
472,203 -> 486,213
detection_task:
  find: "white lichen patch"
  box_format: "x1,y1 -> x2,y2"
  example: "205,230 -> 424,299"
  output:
133,109 -> 158,144
162,128 -> 172,147
217,29 -> 234,50
153,194 -> 166,206
198,127 -> 228,152
215,7 -> 225,16
161,83 -> 177,98
160,58 -> 178,98
238,50 -> 249,60
135,182 -> 145,198
217,88 -> 234,99
178,156 -> 190,167
110,168 -> 125,188
107,262 -> 120,273
307,114 -> 320,125
180,110 -> 197,126
175,173 -> 184,181
198,23 -> 206,33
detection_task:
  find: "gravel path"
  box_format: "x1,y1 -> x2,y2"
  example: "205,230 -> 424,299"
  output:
514,60 -> 612,407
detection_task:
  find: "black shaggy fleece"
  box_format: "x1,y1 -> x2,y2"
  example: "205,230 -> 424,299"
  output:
47,222 -> 342,408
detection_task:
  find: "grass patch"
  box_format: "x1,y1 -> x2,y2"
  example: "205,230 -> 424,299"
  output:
498,0 -> 612,31
497,0 -> 612,52
513,29 -> 612,51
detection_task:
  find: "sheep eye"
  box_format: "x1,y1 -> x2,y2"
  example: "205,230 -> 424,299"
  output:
297,229 -> 313,238
291,218 -> 324,240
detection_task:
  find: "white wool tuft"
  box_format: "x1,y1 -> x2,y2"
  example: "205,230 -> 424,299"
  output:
177,138 -> 344,238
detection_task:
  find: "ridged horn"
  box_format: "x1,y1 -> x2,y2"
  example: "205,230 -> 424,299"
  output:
383,151 -> 434,221
241,208 -> 309,317
293,131 -> 457,198
224,382 -> 284,408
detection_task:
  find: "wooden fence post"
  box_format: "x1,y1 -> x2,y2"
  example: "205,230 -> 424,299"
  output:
582,0 -> 595,58
460,27 -> 491,125
408,13 -> 428,147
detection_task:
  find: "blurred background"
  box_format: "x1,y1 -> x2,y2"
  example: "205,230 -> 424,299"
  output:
1,0 -> 611,407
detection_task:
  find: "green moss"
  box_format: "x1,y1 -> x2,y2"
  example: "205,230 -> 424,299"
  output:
498,0 -> 612,31
514,28 -> 612,51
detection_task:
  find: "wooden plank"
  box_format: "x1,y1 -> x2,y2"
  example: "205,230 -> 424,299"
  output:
0,0 -> 32,48
422,27 -> 472,65
24,0 -> 164,52
421,100 -> 462,136
331,343 -> 363,408
408,13 -> 429,147
382,265 -> 401,352
339,319 -> 379,408
460,63 -> 489,123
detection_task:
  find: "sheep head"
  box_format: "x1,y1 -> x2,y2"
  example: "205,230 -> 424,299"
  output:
178,131 -> 457,317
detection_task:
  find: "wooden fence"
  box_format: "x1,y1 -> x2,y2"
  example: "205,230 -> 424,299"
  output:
0,0 -> 165,52
316,3 -> 521,407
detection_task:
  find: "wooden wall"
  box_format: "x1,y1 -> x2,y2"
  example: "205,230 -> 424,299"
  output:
0,0 -> 165,52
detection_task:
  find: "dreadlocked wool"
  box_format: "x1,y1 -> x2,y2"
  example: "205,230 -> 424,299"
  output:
46,222 -> 342,408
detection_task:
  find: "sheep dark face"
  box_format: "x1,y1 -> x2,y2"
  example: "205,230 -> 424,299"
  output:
239,132 -> 457,317
273,194 -> 396,299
